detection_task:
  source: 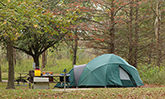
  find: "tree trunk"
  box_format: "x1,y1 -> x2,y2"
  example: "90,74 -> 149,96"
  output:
33,55 -> 40,68
27,55 -> 31,59
133,0 -> 139,68
42,51 -> 47,69
108,0 -> 115,53
148,40 -> 153,64
0,63 -> 2,82
128,1 -> 134,66
72,31 -> 78,66
13,48 -> 16,65
6,41 -> 15,89
109,28 -> 115,53
155,0 -> 162,67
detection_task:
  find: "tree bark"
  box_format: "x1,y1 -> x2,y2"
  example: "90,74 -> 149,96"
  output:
128,0 -> 134,66
42,51 -> 47,69
0,63 -> 2,82
27,55 -> 31,59
148,40 -> 153,64
155,0 -> 162,67
108,0 -> 115,53
13,48 -> 16,65
133,0 -> 139,68
32,55 -> 40,68
72,30 -> 78,66
6,41 -> 15,89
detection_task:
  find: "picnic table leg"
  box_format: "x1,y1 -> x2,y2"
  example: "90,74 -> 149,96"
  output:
29,82 -> 31,88
64,72 -> 66,91
17,81 -> 20,85
23,82 -> 25,85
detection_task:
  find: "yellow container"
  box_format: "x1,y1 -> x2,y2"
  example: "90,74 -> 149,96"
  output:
34,69 -> 41,76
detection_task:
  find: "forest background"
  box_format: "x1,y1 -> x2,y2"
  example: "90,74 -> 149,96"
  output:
0,0 -> 165,89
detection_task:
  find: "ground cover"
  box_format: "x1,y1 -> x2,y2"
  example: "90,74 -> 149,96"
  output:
0,82 -> 165,99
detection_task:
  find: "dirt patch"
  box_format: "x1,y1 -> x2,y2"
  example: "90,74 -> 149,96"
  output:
53,88 -> 92,92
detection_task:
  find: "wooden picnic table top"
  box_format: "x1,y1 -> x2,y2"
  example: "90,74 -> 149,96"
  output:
42,74 -> 70,77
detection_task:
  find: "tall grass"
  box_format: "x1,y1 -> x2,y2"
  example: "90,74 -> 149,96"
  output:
138,64 -> 165,85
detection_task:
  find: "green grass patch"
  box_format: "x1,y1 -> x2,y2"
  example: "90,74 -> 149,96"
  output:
0,82 -> 165,99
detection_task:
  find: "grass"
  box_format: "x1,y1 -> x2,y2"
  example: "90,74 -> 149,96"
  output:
0,82 -> 165,99
1,57 -> 165,99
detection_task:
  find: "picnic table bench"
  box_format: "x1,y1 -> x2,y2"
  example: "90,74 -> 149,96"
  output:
33,77 -> 49,89
15,73 -> 28,86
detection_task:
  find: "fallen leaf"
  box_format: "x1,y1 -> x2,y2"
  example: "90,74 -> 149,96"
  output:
34,24 -> 38,28
3,21 -> 7,24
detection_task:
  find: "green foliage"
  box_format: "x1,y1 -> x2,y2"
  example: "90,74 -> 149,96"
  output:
0,0 -> 84,68
1,53 -> 92,78
0,0 -> 81,45
138,65 -> 165,85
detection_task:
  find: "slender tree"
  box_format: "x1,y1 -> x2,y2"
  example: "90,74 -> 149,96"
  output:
133,0 -> 139,67
128,0 -> 134,65
0,46 -> 2,82
72,29 -> 78,66
154,0 -> 162,66
0,59 -> 2,82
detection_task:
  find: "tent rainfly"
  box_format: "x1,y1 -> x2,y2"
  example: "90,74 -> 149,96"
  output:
69,54 -> 144,87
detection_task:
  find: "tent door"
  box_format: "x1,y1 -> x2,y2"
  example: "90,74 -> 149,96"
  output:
74,64 -> 86,86
119,67 -> 135,87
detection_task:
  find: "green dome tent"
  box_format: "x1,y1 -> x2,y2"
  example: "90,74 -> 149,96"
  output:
67,54 -> 144,87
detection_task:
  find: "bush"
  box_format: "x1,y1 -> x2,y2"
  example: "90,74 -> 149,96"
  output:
138,65 -> 165,85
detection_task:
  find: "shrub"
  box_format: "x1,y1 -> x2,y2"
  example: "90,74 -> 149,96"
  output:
138,65 -> 165,85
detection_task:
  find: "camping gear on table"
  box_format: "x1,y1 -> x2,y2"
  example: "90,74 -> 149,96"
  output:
54,73 -> 70,88
42,71 -> 53,76
34,67 -> 41,76
42,71 -> 54,82
68,54 -> 144,87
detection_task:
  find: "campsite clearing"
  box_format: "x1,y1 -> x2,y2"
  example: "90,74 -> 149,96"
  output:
0,83 -> 165,99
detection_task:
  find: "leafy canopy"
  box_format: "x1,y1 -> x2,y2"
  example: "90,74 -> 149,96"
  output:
0,0 -> 81,66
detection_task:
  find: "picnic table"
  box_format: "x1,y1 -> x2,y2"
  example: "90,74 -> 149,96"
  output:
15,73 -> 28,86
32,74 -> 70,89
26,69 -> 70,89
